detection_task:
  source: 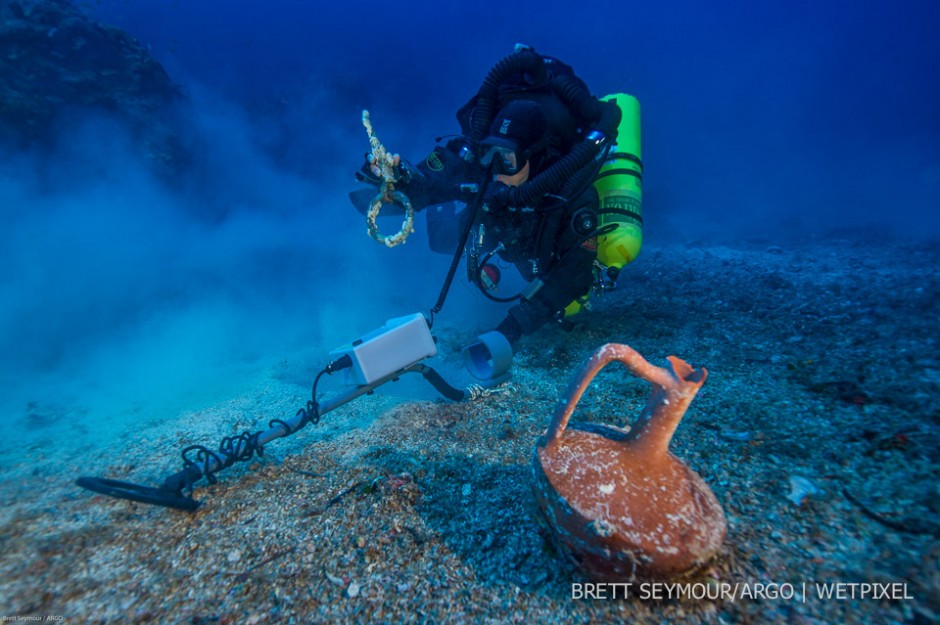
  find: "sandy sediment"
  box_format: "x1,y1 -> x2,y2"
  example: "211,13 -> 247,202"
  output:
1,235 -> 938,624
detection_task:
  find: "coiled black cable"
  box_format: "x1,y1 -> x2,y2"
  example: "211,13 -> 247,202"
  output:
181,430 -> 263,486
179,365 -> 334,486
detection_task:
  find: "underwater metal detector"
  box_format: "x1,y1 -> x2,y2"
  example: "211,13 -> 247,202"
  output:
76,313 -> 507,511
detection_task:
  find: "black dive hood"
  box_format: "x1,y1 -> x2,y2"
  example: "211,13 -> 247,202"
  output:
467,48 -> 622,207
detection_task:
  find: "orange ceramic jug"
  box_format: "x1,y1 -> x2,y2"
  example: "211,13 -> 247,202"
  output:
533,343 -> 726,581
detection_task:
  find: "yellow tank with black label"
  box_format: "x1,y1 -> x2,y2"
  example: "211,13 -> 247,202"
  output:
594,93 -> 643,273
564,93 -> 642,318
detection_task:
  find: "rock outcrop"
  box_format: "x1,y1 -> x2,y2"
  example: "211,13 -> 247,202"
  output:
0,0 -> 184,168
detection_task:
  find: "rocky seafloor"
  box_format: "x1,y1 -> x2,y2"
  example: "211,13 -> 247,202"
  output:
1,233 -> 938,624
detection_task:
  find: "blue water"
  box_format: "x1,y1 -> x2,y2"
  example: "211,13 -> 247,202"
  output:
88,0 -> 940,239
1,0 -> 938,453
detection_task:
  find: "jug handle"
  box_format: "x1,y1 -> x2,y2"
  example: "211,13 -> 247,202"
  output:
542,343 -> 707,452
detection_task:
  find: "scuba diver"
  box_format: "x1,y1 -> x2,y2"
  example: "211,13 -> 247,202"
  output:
352,45 -> 641,363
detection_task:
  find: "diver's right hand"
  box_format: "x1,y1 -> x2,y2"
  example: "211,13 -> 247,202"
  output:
355,153 -> 384,185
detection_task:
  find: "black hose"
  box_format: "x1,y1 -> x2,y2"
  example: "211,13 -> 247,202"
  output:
471,49 -> 546,141
474,247 -> 524,303
504,100 -> 621,208
414,364 -> 468,401
552,75 -> 607,123
429,190 -> 485,320
506,140 -> 595,207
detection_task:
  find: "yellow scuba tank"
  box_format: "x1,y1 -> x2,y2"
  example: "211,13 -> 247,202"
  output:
595,93 -> 643,276
564,93 -> 642,318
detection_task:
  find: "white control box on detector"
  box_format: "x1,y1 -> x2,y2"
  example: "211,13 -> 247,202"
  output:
328,313 -> 437,386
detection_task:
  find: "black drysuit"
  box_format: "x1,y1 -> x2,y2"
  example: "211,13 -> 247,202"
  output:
399,137 -> 598,344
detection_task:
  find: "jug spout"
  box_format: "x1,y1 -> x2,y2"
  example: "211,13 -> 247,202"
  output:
625,354 -> 708,458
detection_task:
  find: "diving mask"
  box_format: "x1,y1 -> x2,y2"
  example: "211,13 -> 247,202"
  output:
480,144 -> 523,175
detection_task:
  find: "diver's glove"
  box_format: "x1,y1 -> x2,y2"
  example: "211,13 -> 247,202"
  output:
481,180 -> 511,213
355,153 -> 384,186
495,315 -> 523,346
355,153 -> 416,188
394,159 -> 417,188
